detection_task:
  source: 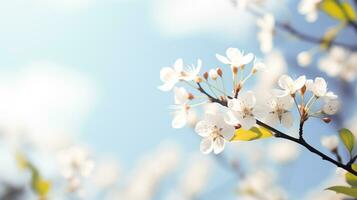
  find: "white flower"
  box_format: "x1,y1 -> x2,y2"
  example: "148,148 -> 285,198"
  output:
208,69 -> 218,80
171,87 -> 190,128
158,59 -> 201,91
225,91 -> 263,130
58,146 -> 94,192
195,113 -> 234,154
216,48 -> 254,69
298,0 -> 322,22
276,74 -> 306,97
305,77 -> 337,100
264,96 -> 294,128
318,46 -> 357,82
297,51 -> 312,67
158,59 -> 184,91
257,14 -> 275,54
321,135 -> 339,151
252,58 -> 266,73
323,100 -> 340,115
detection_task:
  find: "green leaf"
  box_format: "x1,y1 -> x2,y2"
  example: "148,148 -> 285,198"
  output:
346,164 -> 357,187
321,0 -> 357,21
230,126 -> 273,141
32,178 -> 51,197
339,128 -> 355,154
327,186 -> 357,198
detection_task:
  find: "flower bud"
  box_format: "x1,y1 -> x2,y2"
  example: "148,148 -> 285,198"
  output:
300,85 -> 306,95
188,93 -> 194,100
232,66 -> 238,75
217,68 -> 223,77
321,135 -> 339,151
209,69 -> 218,80
322,117 -> 332,123
297,51 -> 312,67
203,72 -> 209,80
195,76 -> 203,83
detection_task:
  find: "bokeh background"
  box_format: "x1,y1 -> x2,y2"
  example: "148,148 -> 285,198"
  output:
0,0 -> 356,199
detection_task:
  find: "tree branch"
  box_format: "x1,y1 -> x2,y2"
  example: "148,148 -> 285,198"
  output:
196,83 -> 357,176
245,4 -> 357,51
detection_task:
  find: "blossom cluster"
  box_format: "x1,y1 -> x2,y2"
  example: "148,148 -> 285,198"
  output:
159,47 -> 340,154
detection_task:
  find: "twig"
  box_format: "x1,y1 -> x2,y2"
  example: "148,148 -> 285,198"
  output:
196,83 -> 357,176
245,4 -> 357,51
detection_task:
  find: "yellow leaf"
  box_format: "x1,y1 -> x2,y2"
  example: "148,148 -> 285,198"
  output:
16,152 -> 28,169
33,178 -> 51,197
230,126 -> 273,141
321,0 -> 357,21
320,23 -> 346,49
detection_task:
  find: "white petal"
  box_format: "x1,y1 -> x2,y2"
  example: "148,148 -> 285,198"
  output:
240,116 -> 256,130
220,124 -> 235,141
313,77 -> 327,97
216,54 -> 230,64
160,67 -> 177,82
213,137 -> 225,154
224,110 -> 240,126
294,75 -> 306,90
200,137 -> 214,154
281,112 -> 293,128
227,98 -> 240,111
278,75 -> 293,90
174,59 -> 183,72
174,87 -> 188,104
195,120 -> 212,137
240,91 -> 256,108
242,53 -> 254,65
158,81 -> 176,91
172,112 -> 187,128
226,48 -> 240,61
265,113 -> 279,126
279,96 -> 294,110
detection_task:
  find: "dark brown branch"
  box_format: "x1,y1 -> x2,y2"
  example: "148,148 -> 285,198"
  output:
197,83 -> 357,176
246,5 -> 357,51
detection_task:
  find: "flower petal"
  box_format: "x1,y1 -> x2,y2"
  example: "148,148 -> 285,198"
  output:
195,120 -> 212,137
200,137 -> 213,154
213,137 -> 225,154
281,112 -> 293,128
174,59 -> 183,72
172,111 -> 187,128
294,75 -> 306,90
240,116 -> 256,130
216,54 -> 230,64
278,75 -> 293,90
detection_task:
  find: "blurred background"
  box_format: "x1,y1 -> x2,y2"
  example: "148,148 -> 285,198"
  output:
0,0 -> 356,199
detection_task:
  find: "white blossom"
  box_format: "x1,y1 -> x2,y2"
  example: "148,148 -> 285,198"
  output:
318,46 -> 357,82
209,69 -> 218,80
216,48 -> 254,69
58,146 -> 95,192
264,96 -> 294,128
171,87 -> 191,128
298,0 -> 322,22
195,113 -> 234,154
257,14 -> 275,54
225,91 -> 263,130
322,100 -> 340,115
276,74 -> 306,97
321,135 -> 339,151
297,51 -> 312,67
305,77 -> 337,100
159,59 -> 201,91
